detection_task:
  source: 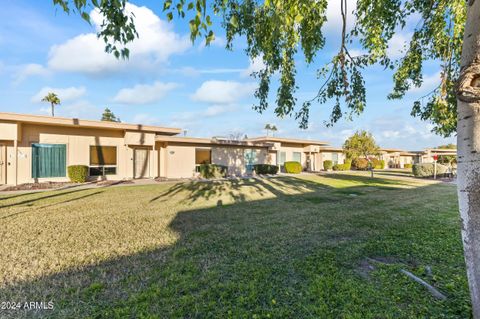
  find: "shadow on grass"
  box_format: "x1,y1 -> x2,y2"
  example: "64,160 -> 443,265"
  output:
0,176 -> 470,318
0,190 -> 104,220
0,188 -> 101,209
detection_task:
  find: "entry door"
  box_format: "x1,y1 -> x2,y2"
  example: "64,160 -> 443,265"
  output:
0,145 -> 5,184
134,148 -> 149,178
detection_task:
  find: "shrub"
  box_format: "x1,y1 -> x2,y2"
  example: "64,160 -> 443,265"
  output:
323,160 -> 333,170
379,159 -> 386,169
198,164 -> 228,179
412,163 -> 448,178
333,163 -> 349,171
352,158 -> 369,170
284,161 -> 302,174
369,158 -> 384,169
68,165 -> 88,183
404,163 -> 413,169
344,159 -> 352,170
253,164 -> 279,175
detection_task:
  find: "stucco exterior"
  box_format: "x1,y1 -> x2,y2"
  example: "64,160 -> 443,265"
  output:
0,113 -> 180,185
0,112 -> 457,185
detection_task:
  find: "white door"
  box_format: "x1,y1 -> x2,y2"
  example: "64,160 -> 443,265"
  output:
0,145 -> 5,184
134,148 -> 149,178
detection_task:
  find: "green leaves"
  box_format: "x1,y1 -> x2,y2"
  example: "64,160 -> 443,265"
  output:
343,130 -> 380,160
53,0 -> 466,137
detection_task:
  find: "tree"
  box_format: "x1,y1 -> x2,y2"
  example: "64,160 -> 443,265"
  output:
270,125 -> 278,136
264,124 -> 277,136
436,144 -> 457,165
101,108 -> 121,122
437,143 -> 457,150
343,130 -> 379,160
264,124 -> 272,136
41,92 -> 60,117
52,0 -> 480,314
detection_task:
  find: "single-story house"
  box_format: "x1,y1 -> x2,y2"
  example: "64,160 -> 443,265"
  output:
0,112 -> 180,185
0,112 -> 347,184
0,112 -> 456,185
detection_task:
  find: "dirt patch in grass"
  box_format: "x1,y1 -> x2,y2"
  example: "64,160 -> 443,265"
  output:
2,182 -> 74,191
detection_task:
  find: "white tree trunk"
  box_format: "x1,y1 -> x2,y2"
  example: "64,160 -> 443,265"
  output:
457,0 -> 480,317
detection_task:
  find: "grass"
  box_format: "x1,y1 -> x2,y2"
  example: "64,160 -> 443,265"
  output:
0,172 -> 471,318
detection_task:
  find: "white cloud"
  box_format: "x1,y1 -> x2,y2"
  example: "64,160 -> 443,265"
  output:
31,86 -> 86,103
325,0 -> 357,32
113,81 -> 178,105
387,32 -> 411,59
409,71 -> 441,94
13,63 -> 50,85
47,3 -> 189,74
241,56 -> 265,77
38,100 -> 100,119
191,80 -> 256,104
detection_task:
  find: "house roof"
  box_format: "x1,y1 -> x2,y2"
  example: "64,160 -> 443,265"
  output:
0,112 -> 182,135
245,136 -> 329,146
155,135 -> 272,148
319,146 -> 344,152
379,148 -> 404,153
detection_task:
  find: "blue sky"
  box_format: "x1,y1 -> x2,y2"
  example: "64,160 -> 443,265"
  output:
0,0 -> 455,149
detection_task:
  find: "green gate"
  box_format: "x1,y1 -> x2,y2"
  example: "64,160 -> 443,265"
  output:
32,144 -> 66,178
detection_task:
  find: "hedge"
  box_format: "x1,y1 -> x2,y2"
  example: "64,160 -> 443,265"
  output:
67,165 -> 88,183
412,163 -> 448,178
198,164 -> 228,179
352,158 -> 369,170
253,164 -> 279,175
404,163 -> 413,169
333,163 -> 349,171
284,161 -> 302,174
323,160 -> 333,170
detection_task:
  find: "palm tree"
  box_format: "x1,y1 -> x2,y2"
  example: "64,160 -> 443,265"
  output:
270,125 -> 278,137
41,92 -> 61,117
264,124 -> 272,136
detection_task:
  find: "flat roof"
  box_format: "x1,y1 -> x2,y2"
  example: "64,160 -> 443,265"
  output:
319,146 -> 343,152
155,135 -> 272,148
0,112 -> 182,135
246,136 -> 329,146
379,148 -> 404,153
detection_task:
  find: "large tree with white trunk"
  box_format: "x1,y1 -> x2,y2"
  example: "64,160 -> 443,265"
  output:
54,0 -> 479,315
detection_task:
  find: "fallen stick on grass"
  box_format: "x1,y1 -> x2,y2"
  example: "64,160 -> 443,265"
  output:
400,269 -> 447,300
364,257 -> 447,300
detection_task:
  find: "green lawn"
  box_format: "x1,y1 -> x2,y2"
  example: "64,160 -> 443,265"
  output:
0,172 -> 471,318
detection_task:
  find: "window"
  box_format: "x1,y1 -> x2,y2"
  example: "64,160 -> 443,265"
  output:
195,148 -> 211,165
89,146 -> 117,176
277,151 -> 286,166
332,153 -> 339,165
244,149 -> 257,173
32,144 -> 66,178
292,152 -> 302,163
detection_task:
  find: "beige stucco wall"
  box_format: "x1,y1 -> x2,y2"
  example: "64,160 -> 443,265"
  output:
1,122 -> 159,185
275,144 -> 306,167
162,144 -> 270,178
165,144 -> 197,178
212,147 -> 268,176
0,123 -> 20,141
212,147 -> 245,176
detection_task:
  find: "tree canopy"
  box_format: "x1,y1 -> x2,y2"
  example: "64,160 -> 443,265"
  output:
41,92 -> 61,117
343,130 -> 379,159
53,0 -> 465,137
101,108 -> 121,122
